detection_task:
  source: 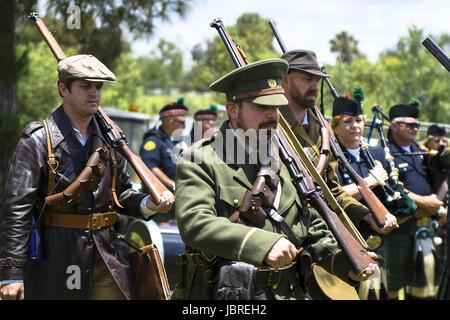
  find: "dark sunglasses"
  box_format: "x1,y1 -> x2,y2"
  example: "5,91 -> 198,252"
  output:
397,121 -> 420,129
433,137 -> 448,143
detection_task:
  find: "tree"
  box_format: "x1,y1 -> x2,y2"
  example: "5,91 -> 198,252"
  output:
330,31 -> 363,64
185,12 -> 280,96
379,26 -> 450,123
138,39 -> 185,94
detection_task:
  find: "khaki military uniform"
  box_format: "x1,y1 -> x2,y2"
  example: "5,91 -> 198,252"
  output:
174,121 -> 356,300
279,106 -> 370,228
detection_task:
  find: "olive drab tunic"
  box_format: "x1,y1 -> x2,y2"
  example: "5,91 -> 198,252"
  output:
174,121 -> 356,300
279,106 -> 371,228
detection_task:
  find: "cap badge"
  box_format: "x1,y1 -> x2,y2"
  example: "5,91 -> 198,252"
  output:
268,79 -> 277,89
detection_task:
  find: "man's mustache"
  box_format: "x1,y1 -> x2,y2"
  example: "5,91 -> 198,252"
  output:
259,120 -> 278,129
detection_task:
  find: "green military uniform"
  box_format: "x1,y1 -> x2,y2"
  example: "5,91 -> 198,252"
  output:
173,59 -> 356,300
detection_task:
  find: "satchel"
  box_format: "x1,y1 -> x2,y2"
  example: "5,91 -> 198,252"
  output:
128,243 -> 172,300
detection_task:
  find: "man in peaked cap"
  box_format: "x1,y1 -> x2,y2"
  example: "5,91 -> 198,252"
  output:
378,100 -> 446,300
140,97 -> 188,198
173,59 -> 378,300
0,54 -> 174,300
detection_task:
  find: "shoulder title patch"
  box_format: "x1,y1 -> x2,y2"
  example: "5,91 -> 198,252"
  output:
143,141 -> 156,151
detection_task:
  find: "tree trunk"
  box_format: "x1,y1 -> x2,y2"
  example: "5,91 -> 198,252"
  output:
0,0 -> 18,205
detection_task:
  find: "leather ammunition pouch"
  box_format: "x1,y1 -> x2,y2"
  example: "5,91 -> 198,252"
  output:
45,146 -> 110,212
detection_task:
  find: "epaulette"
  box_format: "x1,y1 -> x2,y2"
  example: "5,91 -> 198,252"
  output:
22,121 -> 44,138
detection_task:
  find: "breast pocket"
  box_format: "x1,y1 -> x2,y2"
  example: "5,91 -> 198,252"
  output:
217,185 -> 248,218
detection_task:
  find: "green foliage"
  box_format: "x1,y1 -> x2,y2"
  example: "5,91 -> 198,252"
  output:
137,39 -> 185,93
330,31 -> 364,64
16,41 -> 77,128
101,52 -> 146,111
325,26 -> 449,123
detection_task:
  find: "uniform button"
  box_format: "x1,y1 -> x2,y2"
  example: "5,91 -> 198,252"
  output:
233,199 -> 239,206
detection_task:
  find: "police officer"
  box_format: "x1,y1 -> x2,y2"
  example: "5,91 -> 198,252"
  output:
279,50 -> 395,235
173,58 -> 378,300
140,98 -> 188,193
0,54 -> 173,300
189,107 -> 218,144
375,101 -> 446,299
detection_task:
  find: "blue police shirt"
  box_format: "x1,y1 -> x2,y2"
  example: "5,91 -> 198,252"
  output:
336,145 -> 386,203
372,141 -> 432,196
140,126 -> 179,181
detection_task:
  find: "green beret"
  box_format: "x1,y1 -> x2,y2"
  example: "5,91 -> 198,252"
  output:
209,59 -> 289,106
57,54 -> 116,83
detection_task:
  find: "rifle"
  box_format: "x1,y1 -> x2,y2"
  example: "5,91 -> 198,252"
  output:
212,18 -> 375,275
28,12 -> 169,204
268,21 -> 388,228
422,37 -> 450,72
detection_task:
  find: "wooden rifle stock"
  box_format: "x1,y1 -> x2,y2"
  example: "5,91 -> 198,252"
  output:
28,12 -> 168,203
212,18 -> 375,275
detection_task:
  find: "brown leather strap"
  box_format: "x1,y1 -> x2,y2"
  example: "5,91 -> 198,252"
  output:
233,88 -> 285,101
42,212 -> 119,230
110,150 -> 123,208
43,119 -> 58,195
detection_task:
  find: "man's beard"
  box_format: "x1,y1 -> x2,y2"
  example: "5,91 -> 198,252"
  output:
290,87 -> 317,109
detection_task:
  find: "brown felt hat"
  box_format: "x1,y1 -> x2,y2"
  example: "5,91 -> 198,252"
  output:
281,49 -> 329,78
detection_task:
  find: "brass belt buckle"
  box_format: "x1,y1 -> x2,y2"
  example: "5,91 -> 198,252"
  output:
267,270 -> 282,289
91,213 -> 102,230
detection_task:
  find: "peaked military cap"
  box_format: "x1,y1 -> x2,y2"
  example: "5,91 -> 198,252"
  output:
332,96 -> 363,117
57,54 -> 116,83
159,97 -> 188,119
389,103 -> 420,120
427,124 -> 447,136
194,109 -> 217,121
209,59 -> 289,106
281,49 -> 329,78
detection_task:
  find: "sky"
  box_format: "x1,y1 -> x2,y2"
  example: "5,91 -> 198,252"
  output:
130,0 -> 449,68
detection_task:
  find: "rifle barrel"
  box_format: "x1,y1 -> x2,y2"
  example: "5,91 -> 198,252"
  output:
422,37 -> 450,72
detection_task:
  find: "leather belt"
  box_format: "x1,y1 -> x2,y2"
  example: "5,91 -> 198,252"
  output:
255,263 -> 297,290
43,212 -> 119,230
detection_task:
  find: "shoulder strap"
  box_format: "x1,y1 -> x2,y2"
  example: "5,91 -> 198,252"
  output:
42,119 -> 58,195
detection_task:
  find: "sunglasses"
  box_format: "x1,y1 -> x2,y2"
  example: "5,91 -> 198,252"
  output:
396,121 -> 420,129
174,120 -> 185,126
433,137 -> 448,143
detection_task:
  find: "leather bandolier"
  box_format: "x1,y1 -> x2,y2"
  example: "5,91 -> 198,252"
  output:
41,119 -> 122,230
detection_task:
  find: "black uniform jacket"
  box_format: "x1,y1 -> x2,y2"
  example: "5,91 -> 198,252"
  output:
0,106 -> 149,299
